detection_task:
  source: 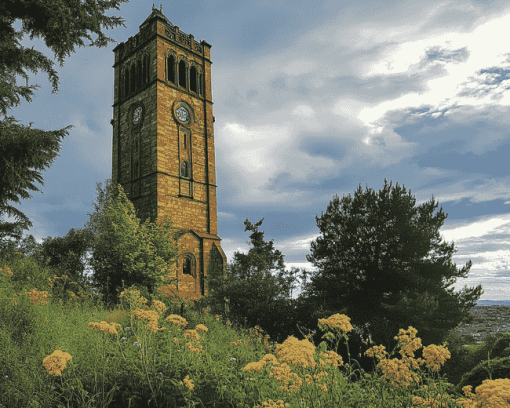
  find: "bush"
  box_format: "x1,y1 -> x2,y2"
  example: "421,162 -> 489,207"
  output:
454,356 -> 510,396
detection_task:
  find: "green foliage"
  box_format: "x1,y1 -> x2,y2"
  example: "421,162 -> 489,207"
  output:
0,116 -> 71,245
0,252 -> 56,301
0,233 -> 44,262
425,327 -> 480,388
3,277 -> 502,408
0,0 -> 128,115
0,241 -> 98,314
0,176 -> 192,315
0,288 -> 39,348
485,332 -> 510,360
0,0 -> 133,315
453,356 -> 510,397
0,206 -> 506,408
447,332 -> 510,391
202,217 -> 313,345
0,0 -> 127,249
81,178 -> 188,310
0,228 -> 98,303
295,178 -> 483,378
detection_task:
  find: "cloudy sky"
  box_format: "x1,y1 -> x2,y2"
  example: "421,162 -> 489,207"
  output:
3,0 -> 510,305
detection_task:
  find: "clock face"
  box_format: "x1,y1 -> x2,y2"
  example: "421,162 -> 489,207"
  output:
133,107 -> 142,124
176,106 -> 189,123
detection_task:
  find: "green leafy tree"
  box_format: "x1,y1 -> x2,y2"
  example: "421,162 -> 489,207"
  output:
0,0 -> 127,252
0,113 -> 71,249
0,233 -> 40,263
81,178 -> 189,311
0,177 -> 189,312
202,217 -> 313,345
0,227 -> 98,307
30,228 -> 97,291
298,179 -> 483,378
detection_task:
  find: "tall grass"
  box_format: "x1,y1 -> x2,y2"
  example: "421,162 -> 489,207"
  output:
1,252 -> 510,407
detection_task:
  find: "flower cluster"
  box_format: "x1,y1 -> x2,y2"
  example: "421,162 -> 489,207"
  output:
43,349 -> 73,376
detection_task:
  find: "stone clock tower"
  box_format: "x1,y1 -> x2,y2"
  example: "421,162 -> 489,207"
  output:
111,5 -> 226,301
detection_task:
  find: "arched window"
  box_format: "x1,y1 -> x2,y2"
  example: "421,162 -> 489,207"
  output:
146,55 -> 151,83
190,65 -> 197,93
138,59 -> 142,89
181,161 -> 188,178
130,64 -> 135,95
125,69 -> 130,97
168,55 -> 175,83
178,60 -> 186,88
183,255 -> 194,276
142,55 -> 147,85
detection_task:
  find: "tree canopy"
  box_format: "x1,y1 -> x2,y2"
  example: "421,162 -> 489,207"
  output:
78,178 -> 189,310
0,0 -> 127,252
299,178 -> 482,372
1,226 -> 97,303
0,177 -> 192,312
201,217 -> 312,345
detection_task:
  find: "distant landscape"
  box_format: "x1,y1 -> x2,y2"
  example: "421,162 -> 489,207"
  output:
476,299 -> 510,306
